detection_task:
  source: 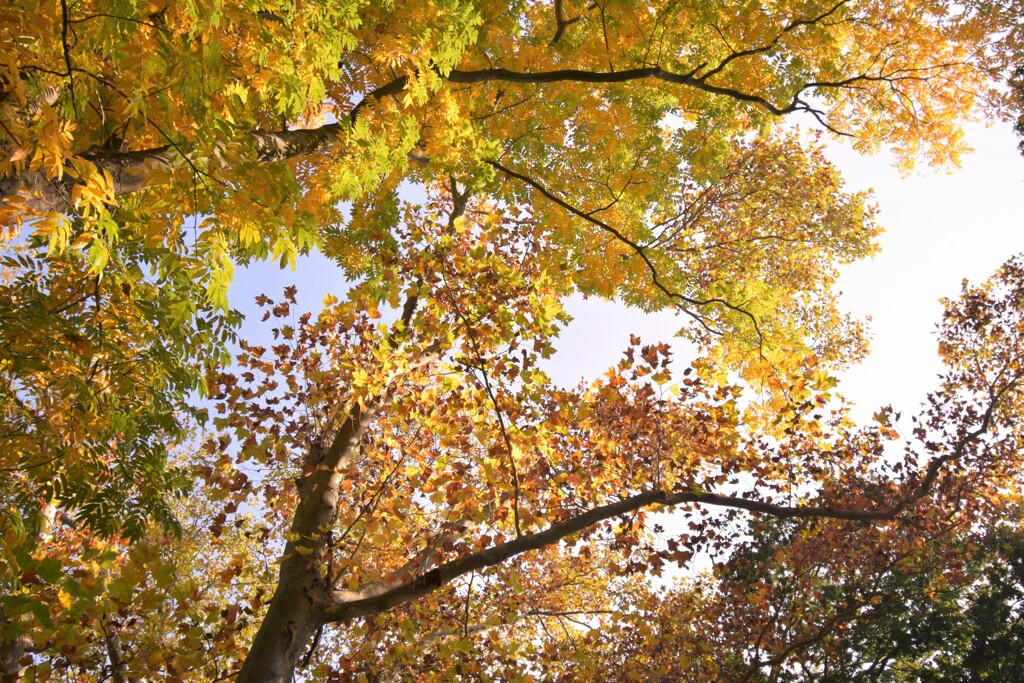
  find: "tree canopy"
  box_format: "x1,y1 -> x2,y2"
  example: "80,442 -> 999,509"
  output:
2,0 -> 1024,681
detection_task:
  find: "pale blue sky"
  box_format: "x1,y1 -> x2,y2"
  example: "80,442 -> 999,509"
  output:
229,119 -> 1024,422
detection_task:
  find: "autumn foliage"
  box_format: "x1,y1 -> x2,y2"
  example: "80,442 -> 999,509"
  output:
2,0 -> 1024,681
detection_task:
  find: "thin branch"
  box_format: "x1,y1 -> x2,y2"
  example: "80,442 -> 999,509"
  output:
68,12 -> 168,31
488,159 -> 764,344
59,0 -> 78,120
465,355 -> 523,538
913,372 -> 1023,502
550,0 -> 596,46
436,184 -> 524,537
462,574 -> 475,638
299,624 -> 323,669
698,1 -> 850,82
420,609 -> 615,645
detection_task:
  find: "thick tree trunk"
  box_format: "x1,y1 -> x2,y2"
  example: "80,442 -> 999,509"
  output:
233,571 -> 324,683
0,147 -> 176,216
234,405 -> 374,683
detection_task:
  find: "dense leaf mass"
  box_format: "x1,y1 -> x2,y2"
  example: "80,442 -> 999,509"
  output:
2,1 -> 1024,681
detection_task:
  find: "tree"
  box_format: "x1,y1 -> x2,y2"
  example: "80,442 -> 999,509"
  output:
541,257 -> 1024,682
790,521 -> 1024,682
2,1 -> 1023,681
659,510 -> 1024,682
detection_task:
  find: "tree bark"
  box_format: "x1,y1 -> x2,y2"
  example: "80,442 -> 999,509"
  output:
102,616 -> 146,683
2,62 -> 851,217
232,344 -> 1004,680
234,404 -> 374,683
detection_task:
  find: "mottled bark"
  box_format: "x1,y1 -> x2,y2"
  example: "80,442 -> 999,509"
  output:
234,404 -> 375,683
102,616 -> 146,683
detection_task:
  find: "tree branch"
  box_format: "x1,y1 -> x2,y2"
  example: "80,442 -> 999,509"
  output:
319,486 -> 911,624
698,0 -> 850,82
549,0 -> 596,46
3,59 -> 951,215
446,66 -> 791,113
320,376 -> 1012,627
488,159 -> 764,343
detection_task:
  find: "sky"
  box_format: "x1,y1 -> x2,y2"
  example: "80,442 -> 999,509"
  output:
229,118 -> 1024,425
225,113 -> 1024,582
826,121 -> 1024,419
513,119 -> 1024,421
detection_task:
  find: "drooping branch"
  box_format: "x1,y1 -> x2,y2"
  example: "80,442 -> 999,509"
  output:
319,488 -> 893,624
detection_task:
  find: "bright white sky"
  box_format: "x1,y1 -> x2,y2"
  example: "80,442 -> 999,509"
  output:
231,119 -> 1024,424
827,121 -> 1024,419
540,120 -> 1024,421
